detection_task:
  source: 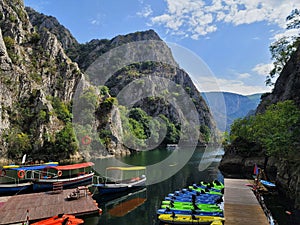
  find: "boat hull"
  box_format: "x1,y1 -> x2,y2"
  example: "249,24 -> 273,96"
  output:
0,182 -> 32,195
33,173 -> 94,192
95,177 -> 146,195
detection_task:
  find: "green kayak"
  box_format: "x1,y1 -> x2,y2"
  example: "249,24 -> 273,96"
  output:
161,204 -> 222,212
188,186 -> 222,195
162,200 -> 220,209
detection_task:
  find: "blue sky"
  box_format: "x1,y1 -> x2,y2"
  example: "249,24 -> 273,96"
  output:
23,0 -> 300,95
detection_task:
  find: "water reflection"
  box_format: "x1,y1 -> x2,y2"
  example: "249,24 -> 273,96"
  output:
88,146 -> 223,225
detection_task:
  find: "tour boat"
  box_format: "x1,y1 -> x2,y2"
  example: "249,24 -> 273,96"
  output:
32,162 -> 94,192
94,166 -> 146,195
0,163 -> 58,195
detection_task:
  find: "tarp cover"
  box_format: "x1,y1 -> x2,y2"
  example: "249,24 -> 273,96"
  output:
51,162 -> 94,170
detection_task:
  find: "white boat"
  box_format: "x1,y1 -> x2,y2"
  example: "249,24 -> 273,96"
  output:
94,166 -> 146,195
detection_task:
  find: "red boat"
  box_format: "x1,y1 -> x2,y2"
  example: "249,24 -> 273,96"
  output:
31,214 -> 84,225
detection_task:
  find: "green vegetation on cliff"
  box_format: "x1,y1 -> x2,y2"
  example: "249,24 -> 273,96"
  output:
227,100 -> 300,158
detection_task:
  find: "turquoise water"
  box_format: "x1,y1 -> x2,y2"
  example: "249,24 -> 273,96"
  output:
86,146 -> 224,225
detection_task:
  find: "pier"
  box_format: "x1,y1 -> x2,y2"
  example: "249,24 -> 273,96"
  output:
0,187 -> 100,224
224,178 -> 269,225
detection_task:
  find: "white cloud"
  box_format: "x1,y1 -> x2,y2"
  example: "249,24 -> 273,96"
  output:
90,13 -> 105,26
137,5 -> 153,18
237,72 -> 251,79
199,77 -> 271,95
252,63 -> 273,76
150,0 -> 300,39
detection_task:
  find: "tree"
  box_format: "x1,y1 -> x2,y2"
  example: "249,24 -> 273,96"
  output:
253,100 -> 300,157
267,9 -> 300,86
229,100 -> 300,158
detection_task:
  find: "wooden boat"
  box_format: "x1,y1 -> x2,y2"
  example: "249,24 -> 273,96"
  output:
158,213 -> 225,225
32,162 -> 94,192
94,166 -> 146,195
31,213 -> 84,225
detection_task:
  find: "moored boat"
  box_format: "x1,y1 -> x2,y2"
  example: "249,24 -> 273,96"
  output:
260,179 -> 276,189
94,166 -> 146,195
158,213 -> 225,225
0,181 -> 32,195
157,208 -> 224,217
31,213 -> 84,225
32,162 -> 94,192
0,163 -> 58,195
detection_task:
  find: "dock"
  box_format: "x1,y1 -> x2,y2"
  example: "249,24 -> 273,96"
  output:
224,178 -> 269,225
0,188 -> 100,224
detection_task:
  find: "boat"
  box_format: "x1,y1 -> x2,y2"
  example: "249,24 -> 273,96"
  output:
260,179 -> 276,188
160,204 -> 223,213
94,166 -> 146,195
0,163 -> 58,195
158,213 -> 225,225
0,182 -> 33,195
161,201 -> 221,210
31,162 -> 94,192
157,208 -> 224,217
167,144 -> 178,151
31,213 -> 84,225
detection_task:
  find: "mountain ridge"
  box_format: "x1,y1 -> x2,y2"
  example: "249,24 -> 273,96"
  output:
202,91 -> 262,131
0,1 -> 217,161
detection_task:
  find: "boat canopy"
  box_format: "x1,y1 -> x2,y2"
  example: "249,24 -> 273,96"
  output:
10,164 -> 58,171
106,166 -> 146,171
51,162 -> 94,171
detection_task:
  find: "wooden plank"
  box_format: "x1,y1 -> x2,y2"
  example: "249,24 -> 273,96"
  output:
0,188 -> 99,224
224,178 -> 269,225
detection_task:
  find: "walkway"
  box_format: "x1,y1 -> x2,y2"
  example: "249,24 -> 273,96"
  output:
224,178 -> 269,225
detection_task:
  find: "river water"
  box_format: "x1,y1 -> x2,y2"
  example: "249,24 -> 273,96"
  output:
85,146 -> 224,225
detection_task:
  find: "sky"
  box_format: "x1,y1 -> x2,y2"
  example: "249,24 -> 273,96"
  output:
23,0 -> 300,95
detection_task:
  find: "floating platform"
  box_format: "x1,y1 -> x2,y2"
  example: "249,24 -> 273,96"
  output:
0,187 -> 100,225
224,178 -> 269,225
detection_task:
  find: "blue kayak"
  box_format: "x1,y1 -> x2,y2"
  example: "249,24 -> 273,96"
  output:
260,179 -> 276,188
164,197 -> 220,205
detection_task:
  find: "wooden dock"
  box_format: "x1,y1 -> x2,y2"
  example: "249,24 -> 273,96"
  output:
0,188 -> 100,224
224,178 -> 269,225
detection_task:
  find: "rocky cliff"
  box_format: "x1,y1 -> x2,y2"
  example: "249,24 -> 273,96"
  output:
256,44 -> 300,209
220,44 -> 300,209
0,1 -> 218,162
0,0 -> 83,162
257,45 -> 300,113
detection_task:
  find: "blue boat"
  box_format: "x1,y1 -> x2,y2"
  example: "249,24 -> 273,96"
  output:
94,166 -> 146,195
260,179 -> 276,188
0,163 -> 58,195
157,208 -> 224,217
31,162 -> 94,192
0,181 -> 32,195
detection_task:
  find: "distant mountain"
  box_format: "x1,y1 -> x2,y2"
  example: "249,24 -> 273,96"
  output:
202,92 -> 262,131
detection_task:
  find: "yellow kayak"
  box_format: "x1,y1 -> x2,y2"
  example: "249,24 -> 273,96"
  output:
158,214 -> 225,225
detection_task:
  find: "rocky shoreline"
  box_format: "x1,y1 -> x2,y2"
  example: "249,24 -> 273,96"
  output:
219,151 -> 300,210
